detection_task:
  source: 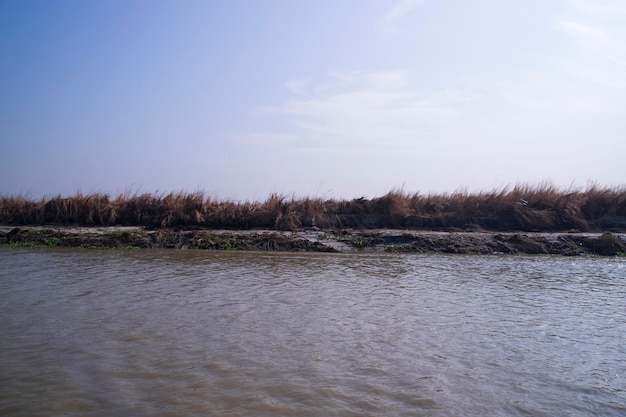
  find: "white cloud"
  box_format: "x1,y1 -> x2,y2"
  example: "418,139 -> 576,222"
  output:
608,54 -> 626,67
572,0 -> 626,17
376,0 -> 426,33
285,78 -> 310,96
227,64 -> 625,197
244,62 -> 625,158
557,21 -> 611,45
558,0 -> 626,51
560,60 -> 626,90
224,0 -> 626,195
269,71 -> 470,151
554,2 -> 626,92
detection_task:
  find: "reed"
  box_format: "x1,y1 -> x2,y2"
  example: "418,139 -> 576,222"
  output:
1,183 -> 624,231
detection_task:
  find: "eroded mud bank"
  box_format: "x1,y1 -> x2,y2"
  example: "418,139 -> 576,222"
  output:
2,227 -> 625,256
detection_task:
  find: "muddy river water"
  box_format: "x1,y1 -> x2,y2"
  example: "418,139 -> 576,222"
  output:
1,248 -> 624,416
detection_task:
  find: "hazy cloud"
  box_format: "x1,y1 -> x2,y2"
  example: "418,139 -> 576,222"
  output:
557,2 -> 626,89
558,21 -> 611,45
274,71 -> 468,149
228,132 -> 300,146
285,78 -> 310,96
377,0 -> 426,33
572,0 -> 626,17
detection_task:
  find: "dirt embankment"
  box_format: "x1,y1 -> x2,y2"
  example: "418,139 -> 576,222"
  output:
1,227 -> 625,256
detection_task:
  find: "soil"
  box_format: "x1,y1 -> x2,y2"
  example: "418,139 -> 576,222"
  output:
1,226 -> 625,256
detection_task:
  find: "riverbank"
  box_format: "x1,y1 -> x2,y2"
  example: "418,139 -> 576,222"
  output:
2,226 -> 625,256
2,185 -> 625,232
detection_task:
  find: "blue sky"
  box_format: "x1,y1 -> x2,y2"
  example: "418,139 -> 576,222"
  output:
1,0 -> 624,200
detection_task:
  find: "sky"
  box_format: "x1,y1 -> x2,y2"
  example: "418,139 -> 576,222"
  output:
1,0 -> 624,200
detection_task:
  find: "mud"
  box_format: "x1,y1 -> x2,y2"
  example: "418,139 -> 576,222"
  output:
1,226 -> 625,256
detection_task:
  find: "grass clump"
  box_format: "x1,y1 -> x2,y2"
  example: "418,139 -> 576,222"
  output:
1,183 -> 624,232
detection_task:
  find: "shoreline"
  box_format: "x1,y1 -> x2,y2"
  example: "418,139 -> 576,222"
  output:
1,226 -> 625,256
2,186 -> 625,234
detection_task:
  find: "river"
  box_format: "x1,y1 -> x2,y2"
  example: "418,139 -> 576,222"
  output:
0,248 -> 624,416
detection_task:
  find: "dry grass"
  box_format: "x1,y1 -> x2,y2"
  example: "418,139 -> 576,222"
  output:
1,183 -> 625,231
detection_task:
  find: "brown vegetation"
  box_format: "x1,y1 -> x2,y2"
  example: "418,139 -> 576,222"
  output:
1,183 -> 625,232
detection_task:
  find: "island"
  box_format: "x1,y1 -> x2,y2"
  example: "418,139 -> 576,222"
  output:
2,185 -> 625,256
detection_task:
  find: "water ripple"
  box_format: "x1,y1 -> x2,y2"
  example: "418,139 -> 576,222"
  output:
1,248 -> 625,416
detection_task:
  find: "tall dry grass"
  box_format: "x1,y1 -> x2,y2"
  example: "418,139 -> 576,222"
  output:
1,184 -> 625,231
